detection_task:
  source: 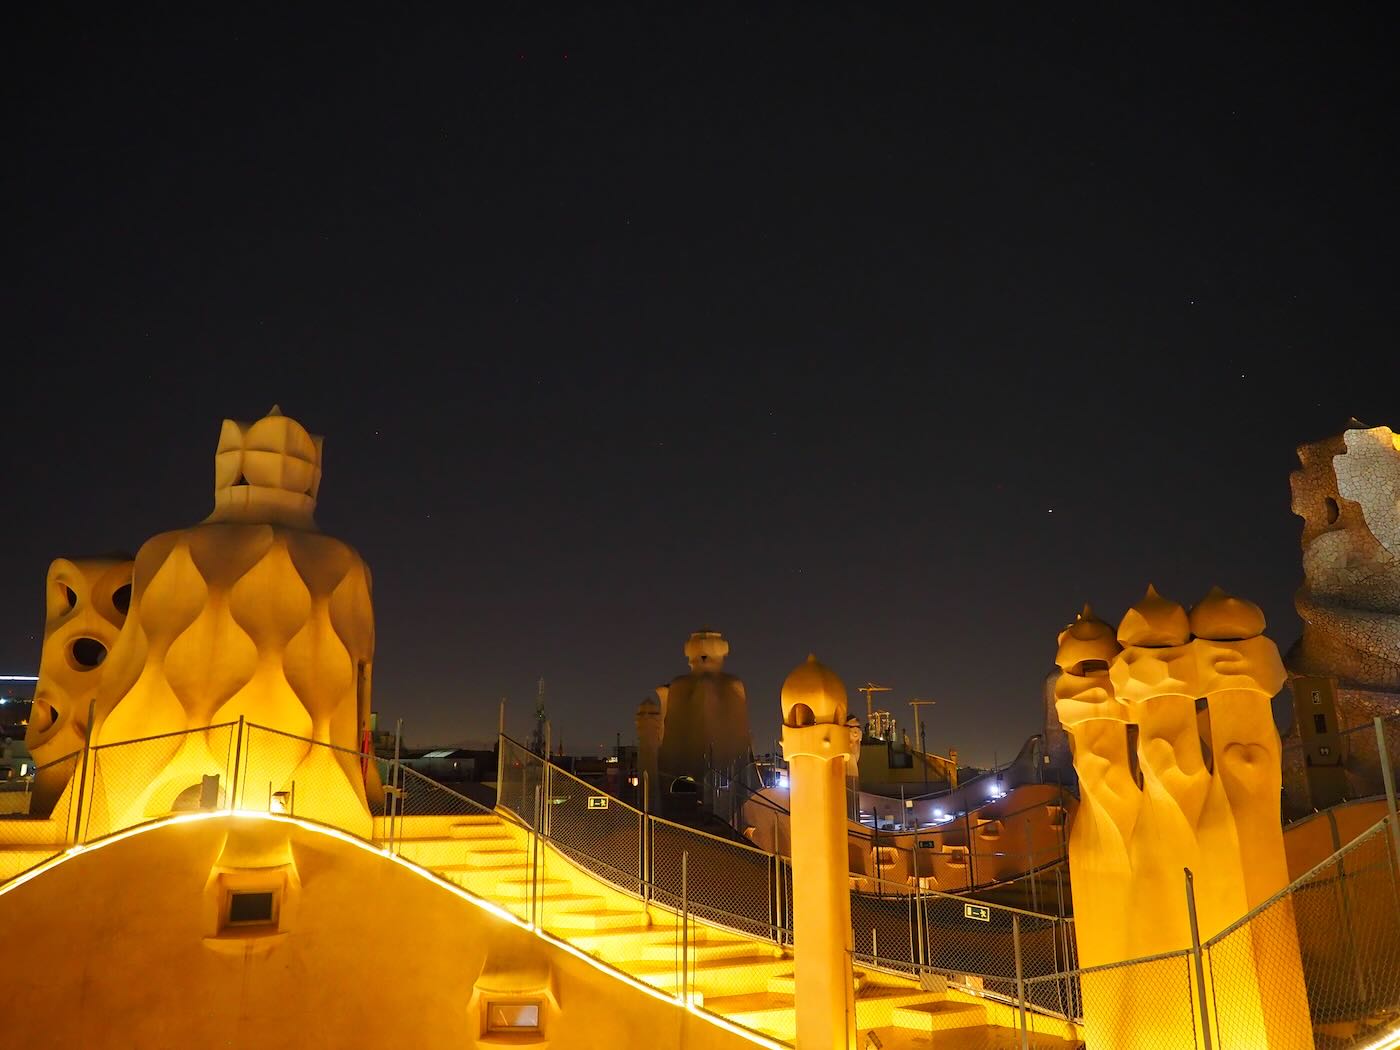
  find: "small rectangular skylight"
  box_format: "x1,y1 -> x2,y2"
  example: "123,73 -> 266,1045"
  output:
227,891 -> 276,926
486,1001 -> 540,1032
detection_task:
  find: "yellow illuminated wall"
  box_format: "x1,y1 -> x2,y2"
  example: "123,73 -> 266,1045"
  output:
0,813 -> 760,1050
24,556 -> 132,812
1055,587 -> 1313,1050
31,408 -> 377,838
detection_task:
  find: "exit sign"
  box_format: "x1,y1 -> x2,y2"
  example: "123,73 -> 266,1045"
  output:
587,796 -> 610,810
964,903 -> 991,922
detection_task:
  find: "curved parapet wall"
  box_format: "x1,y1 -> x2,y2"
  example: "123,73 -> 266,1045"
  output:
0,813 -> 762,1050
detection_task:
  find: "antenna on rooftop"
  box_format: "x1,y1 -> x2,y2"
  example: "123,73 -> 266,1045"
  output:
529,677 -> 548,756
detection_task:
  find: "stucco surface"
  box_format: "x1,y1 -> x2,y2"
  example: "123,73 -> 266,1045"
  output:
0,814 -> 757,1050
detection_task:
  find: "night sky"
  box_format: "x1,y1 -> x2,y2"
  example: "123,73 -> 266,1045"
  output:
5,7 -> 1396,765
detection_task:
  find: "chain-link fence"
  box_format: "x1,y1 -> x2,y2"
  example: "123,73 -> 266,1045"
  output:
0,748 -> 79,822
238,722 -> 379,834
8,718 -> 1396,1049
0,749 -> 81,884
1203,814 -> 1400,1049
542,761 -> 645,896
1029,948 -> 1200,1050
82,722 -> 238,840
651,815 -> 778,941
1283,710 -> 1400,818
497,735 -> 546,828
851,872 -> 1081,1036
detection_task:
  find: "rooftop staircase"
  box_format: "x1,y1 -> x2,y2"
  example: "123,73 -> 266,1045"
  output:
376,811 -> 1081,1049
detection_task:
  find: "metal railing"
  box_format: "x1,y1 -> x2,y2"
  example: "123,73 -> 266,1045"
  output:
1283,709 -> 1400,818
1201,812 -> 1400,1049
7,718 -> 1399,1049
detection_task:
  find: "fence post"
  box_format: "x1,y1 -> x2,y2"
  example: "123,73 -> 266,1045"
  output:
1375,716 -> 1400,875
772,856 -> 784,946
775,856 -> 786,947
230,716 -> 245,811
70,698 -> 98,845
1055,869 -> 1073,1019
391,718 -> 403,854
496,700 -> 505,807
907,885 -> 917,970
1012,913 -> 1029,1050
638,800 -> 646,895
642,772 -> 652,904
965,805 -> 976,890
1184,868 -> 1215,1050
915,877 -> 926,968
532,784 -> 543,928
681,850 -> 690,1004
873,820 -> 882,894
542,757 -> 552,841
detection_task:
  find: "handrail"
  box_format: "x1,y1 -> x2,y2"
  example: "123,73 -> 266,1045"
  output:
1202,812 -> 1395,949
648,810 -> 775,857
91,720 -> 240,750
243,720 -> 370,759
397,763 -> 536,834
14,748 -> 83,775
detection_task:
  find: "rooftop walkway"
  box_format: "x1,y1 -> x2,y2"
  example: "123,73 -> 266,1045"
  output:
380,810 -> 1082,1049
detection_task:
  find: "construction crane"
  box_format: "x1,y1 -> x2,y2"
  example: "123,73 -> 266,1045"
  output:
857,683 -> 892,737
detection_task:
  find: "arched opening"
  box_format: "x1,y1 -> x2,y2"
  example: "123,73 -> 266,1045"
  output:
70,637 -> 108,669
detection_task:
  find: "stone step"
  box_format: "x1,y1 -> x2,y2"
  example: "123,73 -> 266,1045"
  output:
541,910 -> 654,934
702,985 -> 940,1044
639,938 -> 777,963
431,857 -> 528,878
447,815 -> 508,832
495,876 -> 571,899
560,919 -> 760,947
767,969 -> 870,995
428,844 -> 526,866
373,813 -> 502,838
627,954 -> 791,995
891,999 -> 989,1033
395,836 -> 516,867
530,893 -> 612,910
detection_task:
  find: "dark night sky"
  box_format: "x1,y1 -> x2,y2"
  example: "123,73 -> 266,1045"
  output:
4,6 -> 1396,765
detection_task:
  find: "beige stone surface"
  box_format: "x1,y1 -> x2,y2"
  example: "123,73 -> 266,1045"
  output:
1055,587 -> 1312,1050
780,655 -> 857,1050
70,407 -> 376,836
1284,422 -> 1400,809
0,814 -> 759,1050
25,556 -> 132,811
656,630 -> 753,799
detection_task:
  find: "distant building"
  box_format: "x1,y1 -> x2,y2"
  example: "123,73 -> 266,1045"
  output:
398,748 -> 487,781
0,679 -> 35,741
